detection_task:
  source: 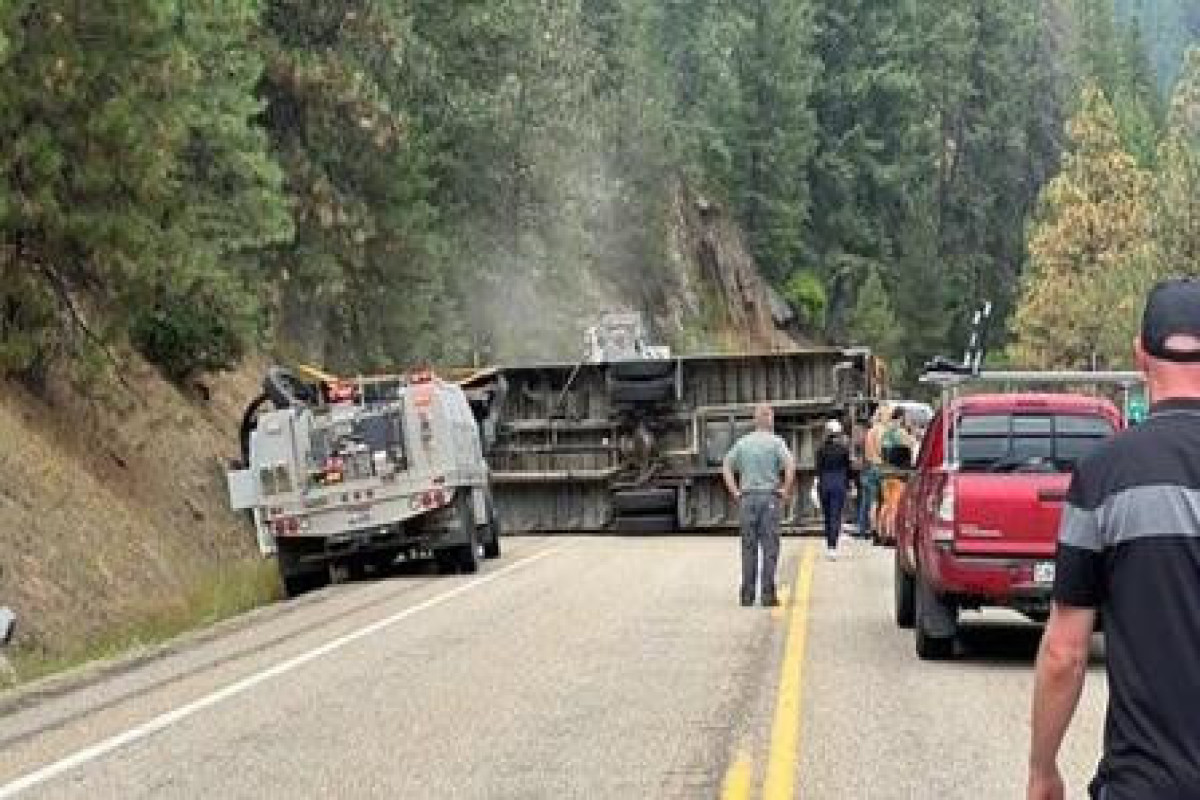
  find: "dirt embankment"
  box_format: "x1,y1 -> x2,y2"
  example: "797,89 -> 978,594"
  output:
0,357 -> 271,674
652,179 -> 805,352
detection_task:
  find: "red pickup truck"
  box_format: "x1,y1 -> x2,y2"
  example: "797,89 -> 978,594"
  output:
893,392 -> 1122,659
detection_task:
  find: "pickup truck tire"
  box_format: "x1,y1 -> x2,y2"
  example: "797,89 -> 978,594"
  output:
915,575 -> 956,660
894,553 -> 916,629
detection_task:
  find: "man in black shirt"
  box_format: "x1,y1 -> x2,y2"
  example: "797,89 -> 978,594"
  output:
1029,279 -> 1200,799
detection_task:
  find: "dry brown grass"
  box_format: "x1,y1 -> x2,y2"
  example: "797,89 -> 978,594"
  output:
0,354 -> 278,684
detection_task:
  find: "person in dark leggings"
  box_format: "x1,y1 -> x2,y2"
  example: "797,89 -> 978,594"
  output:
816,419 -> 852,560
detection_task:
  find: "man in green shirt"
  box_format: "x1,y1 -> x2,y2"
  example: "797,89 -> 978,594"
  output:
722,404 -> 797,607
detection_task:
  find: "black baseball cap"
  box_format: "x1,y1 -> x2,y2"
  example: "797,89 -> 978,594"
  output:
1142,278 -> 1200,362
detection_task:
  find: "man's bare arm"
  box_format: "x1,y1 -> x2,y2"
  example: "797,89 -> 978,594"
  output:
722,458 -> 740,499
1028,603 -> 1096,800
779,453 -> 796,497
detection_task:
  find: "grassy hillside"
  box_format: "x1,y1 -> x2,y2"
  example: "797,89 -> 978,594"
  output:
0,360 -> 279,682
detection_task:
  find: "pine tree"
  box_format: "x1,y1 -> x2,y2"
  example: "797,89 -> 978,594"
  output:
848,269 -> 904,370
0,0 -> 286,383
260,1 -> 454,370
1011,84 -> 1156,369
726,0 -> 818,280
130,0 -> 293,381
1155,46 -> 1200,275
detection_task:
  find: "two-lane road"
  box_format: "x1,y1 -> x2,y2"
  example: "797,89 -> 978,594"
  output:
0,537 -> 1107,798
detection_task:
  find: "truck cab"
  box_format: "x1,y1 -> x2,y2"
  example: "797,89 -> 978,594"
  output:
894,386 -> 1127,659
227,367 -> 500,597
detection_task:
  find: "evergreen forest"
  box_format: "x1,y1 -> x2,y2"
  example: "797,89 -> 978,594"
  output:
1,0 -> 1198,387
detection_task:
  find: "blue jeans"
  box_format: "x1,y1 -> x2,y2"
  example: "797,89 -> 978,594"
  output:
857,467 -> 880,536
819,476 -> 847,549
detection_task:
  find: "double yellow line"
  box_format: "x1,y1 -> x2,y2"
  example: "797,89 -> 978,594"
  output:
722,544 -> 818,800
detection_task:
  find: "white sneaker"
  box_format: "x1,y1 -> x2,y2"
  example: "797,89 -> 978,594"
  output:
826,547 -> 838,561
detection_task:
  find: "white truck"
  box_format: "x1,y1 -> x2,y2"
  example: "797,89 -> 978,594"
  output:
227,366 -> 500,596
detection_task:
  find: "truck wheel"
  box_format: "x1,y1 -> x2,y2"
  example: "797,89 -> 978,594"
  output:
482,504 -> 502,560
609,360 -> 675,381
281,570 -> 323,598
455,536 -> 479,574
448,491 -> 479,574
277,545 -> 329,598
894,552 -> 916,629
434,549 -> 458,575
608,375 -> 674,405
612,487 -> 676,515
915,575 -> 956,661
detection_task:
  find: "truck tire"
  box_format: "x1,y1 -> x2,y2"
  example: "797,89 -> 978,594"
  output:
441,491 -> 479,574
280,569 -> 322,598
608,375 -> 674,405
613,514 -> 676,534
482,503 -> 502,560
612,487 -> 676,515
915,575 -> 956,661
277,545 -> 329,598
434,549 -> 459,575
454,535 -> 480,574
894,552 -> 916,629
609,360 -> 675,381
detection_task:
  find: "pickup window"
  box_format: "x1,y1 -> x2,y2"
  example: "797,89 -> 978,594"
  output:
955,413 -> 1114,473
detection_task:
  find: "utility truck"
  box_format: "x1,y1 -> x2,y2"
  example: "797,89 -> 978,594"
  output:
227,366 -> 500,596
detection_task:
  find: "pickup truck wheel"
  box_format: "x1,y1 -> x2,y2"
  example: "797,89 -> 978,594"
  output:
894,553 -> 916,629
915,575 -> 957,660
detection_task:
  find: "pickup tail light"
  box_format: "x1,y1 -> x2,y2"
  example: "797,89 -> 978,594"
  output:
933,484 -> 955,549
936,484 -> 955,523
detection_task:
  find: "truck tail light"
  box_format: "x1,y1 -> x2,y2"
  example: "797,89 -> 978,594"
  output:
273,517 -> 300,536
933,484 -> 955,549
936,484 -> 955,523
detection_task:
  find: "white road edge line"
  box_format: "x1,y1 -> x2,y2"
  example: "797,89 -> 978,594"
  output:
0,543 -> 569,798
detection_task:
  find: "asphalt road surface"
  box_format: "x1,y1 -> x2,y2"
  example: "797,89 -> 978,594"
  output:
0,536 -> 1108,799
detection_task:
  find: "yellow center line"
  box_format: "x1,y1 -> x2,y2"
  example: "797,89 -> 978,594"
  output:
762,543 -> 818,800
720,750 -> 753,800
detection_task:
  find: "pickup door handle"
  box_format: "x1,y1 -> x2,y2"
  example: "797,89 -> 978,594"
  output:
1038,489 -> 1067,503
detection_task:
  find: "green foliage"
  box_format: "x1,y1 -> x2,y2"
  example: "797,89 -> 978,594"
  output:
781,270 -> 827,329
0,0 -> 288,385
848,270 -> 903,370
129,271 -> 257,383
0,0 -> 1191,388
1012,83 -> 1157,369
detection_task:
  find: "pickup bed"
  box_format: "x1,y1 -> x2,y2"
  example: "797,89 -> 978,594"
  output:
893,393 -> 1122,659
